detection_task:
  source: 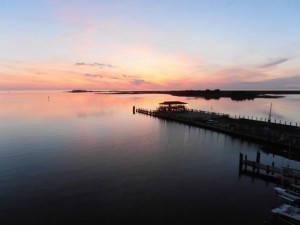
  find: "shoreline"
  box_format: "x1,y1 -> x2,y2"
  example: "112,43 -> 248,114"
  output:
69,89 -> 300,100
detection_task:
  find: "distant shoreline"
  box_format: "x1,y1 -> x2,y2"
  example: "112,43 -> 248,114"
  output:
69,89 -> 300,100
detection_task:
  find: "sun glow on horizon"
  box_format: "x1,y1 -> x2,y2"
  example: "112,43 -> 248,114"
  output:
1,0 -> 300,90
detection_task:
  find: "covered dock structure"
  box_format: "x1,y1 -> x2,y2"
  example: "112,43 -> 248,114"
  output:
157,101 -> 187,112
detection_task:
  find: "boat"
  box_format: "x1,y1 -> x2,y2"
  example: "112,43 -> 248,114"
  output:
271,203 -> 300,224
275,187 -> 300,202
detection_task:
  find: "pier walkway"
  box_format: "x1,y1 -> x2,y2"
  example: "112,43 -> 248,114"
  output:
135,106 -> 300,156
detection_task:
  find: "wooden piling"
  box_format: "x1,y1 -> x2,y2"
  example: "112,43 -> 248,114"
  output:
256,151 -> 260,163
239,153 -> 243,171
256,151 -> 260,173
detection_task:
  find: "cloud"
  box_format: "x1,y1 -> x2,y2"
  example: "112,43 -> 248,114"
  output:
130,79 -> 145,85
258,58 -> 290,69
84,73 -> 103,78
122,74 -> 138,78
75,62 -> 117,69
122,74 -> 131,78
222,75 -> 300,89
208,67 -> 267,83
75,62 -> 85,66
94,63 -> 117,69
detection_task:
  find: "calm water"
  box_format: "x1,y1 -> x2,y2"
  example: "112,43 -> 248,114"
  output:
0,92 -> 299,224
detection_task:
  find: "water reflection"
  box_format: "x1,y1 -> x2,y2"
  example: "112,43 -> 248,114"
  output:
77,110 -> 114,119
0,91 -> 299,224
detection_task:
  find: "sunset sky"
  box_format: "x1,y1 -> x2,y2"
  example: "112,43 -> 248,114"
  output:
1,0 -> 300,90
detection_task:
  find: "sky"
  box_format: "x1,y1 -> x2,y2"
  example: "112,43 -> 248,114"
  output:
1,0 -> 300,90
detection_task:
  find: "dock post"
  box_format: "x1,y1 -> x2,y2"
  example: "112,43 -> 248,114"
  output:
133,106 -> 136,114
266,165 -> 269,174
271,162 -> 274,175
256,151 -> 261,173
244,155 -> 247,171
239,153 -> 243,171
256,151 -> 260,163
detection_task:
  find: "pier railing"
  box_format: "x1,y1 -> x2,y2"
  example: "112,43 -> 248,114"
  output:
186,108 -> 299,128
135,106 -> 300,153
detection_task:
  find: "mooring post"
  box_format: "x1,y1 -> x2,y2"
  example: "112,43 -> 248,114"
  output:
239,153 -> 243,171
266,165 -> 269,174
244,155 -> 247,171
271,162 -> 274,175
256,151 -> 260,164
256,151 -> 261,173
133,106 -> 136,114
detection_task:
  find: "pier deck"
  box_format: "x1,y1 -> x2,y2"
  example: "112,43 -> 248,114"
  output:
135,107 -> 300,156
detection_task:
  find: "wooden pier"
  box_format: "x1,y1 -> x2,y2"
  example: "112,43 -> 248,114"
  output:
239,151 -> 300,186
135,104 -> 300,157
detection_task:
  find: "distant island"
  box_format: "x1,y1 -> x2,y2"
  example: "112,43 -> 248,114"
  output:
69,89 -> 99,93
69,89 -> 300,101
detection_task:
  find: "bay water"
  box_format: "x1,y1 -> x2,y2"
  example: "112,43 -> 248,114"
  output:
0,91 -> 299,224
